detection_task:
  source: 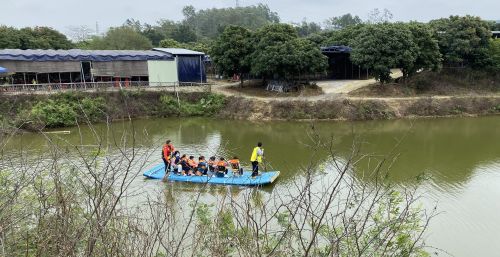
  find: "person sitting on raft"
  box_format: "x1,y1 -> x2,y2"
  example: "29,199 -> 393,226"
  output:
180,155 -> 193,176
207,156 -> 217,177
196,156 -> 208,176
188,156 -> 198,172
229,156 -> 243,176
216,157 -> 228,178
170,151 -> 181,174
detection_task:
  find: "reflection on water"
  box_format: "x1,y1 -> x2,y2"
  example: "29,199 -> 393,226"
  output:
3,116 -> 500,256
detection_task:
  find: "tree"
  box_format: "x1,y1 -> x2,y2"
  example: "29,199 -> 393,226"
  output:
250,24 -> 327,80
83,26 -> 153,50
171,23 -> 197,43
123,18 -> 143,32
325,13 -> 362,30
0,26 -> 21,49
489,39 -> 500,69
141,24 -> 165,46
323,24 -> 366,46
8,27 -> 74,50
489,21 -> 500,31
182,4 -> 280,39
294,20 -> 322,37
159,38 -> 183,48
211,26 -> 254,83
306,33 -> 328,47
404,22 -> 442,78
366,8 -> 393,24
430,15 -> 491,67
350,23 -> 418,83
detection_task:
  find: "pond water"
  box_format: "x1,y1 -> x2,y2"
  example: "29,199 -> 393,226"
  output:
4,116 -> 500,256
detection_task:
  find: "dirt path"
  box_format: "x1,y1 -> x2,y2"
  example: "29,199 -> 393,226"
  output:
211,70 -> 404,102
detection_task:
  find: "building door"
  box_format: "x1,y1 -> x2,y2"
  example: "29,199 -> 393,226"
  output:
80,61 -> 94,83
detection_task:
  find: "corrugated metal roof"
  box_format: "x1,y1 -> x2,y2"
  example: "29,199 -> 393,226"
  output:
153,48 -> 205,56
0,49 -> 174,62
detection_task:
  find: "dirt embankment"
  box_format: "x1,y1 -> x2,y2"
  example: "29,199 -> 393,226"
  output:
3,89 -> 500,132
220,95 -> 500,121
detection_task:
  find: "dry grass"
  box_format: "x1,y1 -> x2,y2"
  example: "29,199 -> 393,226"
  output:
350,69 -> 500,97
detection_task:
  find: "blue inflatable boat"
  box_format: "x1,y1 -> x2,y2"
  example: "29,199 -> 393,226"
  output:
143,163 -> 280,186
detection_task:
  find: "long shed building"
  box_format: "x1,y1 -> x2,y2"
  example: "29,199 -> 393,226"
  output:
0,48 -> 207,86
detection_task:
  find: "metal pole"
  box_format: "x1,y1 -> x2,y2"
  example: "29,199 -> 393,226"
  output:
199,55 -> 202,83
80,62 -> 86,90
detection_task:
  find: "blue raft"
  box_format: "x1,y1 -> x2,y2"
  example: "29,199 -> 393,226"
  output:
143,163 -> 280,186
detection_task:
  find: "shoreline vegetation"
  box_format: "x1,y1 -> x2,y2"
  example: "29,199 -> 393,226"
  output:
2,71 -> 500,132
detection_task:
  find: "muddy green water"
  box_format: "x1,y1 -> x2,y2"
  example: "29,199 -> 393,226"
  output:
4,116 -> 500,256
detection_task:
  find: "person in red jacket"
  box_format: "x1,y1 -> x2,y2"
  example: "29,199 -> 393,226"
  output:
162,140 -> 175,172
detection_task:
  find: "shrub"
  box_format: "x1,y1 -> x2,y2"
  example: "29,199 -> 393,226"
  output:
159,93 -> 226,117
31,99 -> 78,127
30,93 -> 106,128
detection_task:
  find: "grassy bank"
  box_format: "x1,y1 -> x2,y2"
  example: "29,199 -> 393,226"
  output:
0,90 -> 225,131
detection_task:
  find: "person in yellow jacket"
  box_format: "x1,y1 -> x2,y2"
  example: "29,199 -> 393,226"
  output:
250,142 -> 264,177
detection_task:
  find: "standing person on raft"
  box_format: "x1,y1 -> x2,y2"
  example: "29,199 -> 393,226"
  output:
162,140 -> 175,173
250,142 -> 264,177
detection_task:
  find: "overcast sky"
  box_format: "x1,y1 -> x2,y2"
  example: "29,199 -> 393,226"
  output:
1,0 -> 499,34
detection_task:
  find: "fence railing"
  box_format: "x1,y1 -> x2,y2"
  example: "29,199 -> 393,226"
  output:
0,81 -> 213,93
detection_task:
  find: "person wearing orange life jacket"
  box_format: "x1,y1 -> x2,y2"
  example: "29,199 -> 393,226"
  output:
250,142 -> 264,177
229,156 -> 243,176
179,154 -> 193,176
188,156 -> 198,173
162,140 -> 175,172
216,157 -> 228,178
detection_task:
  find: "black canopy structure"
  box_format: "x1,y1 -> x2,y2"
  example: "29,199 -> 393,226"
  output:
321,45 -> 369,80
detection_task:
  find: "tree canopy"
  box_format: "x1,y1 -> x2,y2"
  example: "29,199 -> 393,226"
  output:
82,26 -> 153,50
211,26 -> 254,82
325,14 -> 362,30
182,4 -> 280,39
294,21 -> 322,37
250,24 -> 327,79
430,15 -> 491,67
350,23 -> 419,83
0,26 -> 73,49
489,39 -> 500,69
404,22 -> 443,78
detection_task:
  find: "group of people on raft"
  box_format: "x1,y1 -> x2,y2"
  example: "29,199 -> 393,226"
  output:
161,140 -> 265,178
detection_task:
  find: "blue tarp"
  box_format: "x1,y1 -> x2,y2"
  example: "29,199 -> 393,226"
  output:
0,66 -> 7,73
0,49 -> 174,62
177,56 -> 206,83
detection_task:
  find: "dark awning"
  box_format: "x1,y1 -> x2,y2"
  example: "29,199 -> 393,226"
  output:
321,45 -> 352,54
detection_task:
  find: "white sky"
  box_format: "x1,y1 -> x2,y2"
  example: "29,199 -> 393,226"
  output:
1,0 -> 499,34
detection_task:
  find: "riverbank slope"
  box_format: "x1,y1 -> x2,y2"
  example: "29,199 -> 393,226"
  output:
2,88 -> 500,132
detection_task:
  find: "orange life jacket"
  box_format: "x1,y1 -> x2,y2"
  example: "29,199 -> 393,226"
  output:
228,159 -> 240,169
188,159 -> 197,168
217,161 -> 227,167
162,144 -> 174,160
